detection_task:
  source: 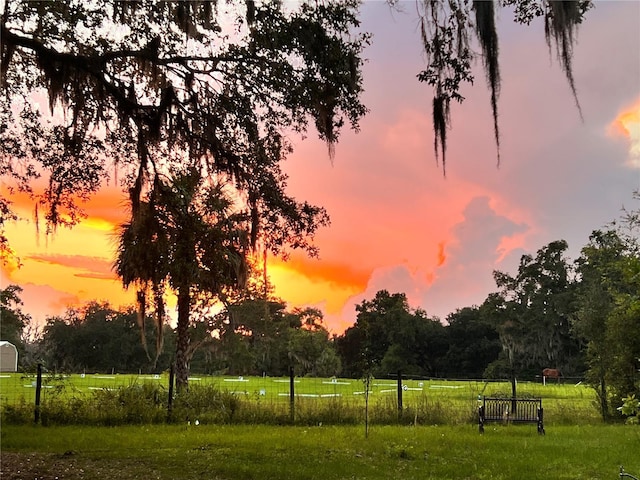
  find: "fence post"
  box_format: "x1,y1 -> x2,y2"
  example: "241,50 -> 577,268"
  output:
289,367 -> 296,423
167,363 -> 175,421
34,363 -> 42,424
364,373 -> 371,438
289,366 -> 295,423
397,371 -> 403,421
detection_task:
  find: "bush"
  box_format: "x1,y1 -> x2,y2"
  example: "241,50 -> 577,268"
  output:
618,395 -> 640,425
2,398 -> 33,424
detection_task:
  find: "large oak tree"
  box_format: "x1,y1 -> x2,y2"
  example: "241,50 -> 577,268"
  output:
1,0 -> 367,252
1,0 -> 367,385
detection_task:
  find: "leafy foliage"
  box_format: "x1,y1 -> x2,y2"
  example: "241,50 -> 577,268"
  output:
440,307 -> 502,379
335,290 -> 448,378
574,229 -> 640,420
212,295 -> 340,377
1,0 -> 367,260
0,284 -> 33,364
618,394 -> 640,425
41,302 -> 174,373
494,240 -> 578,368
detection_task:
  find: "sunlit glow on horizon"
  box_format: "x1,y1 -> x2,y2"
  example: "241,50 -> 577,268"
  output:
266,259 -> 366,316
610,99 -> 640,168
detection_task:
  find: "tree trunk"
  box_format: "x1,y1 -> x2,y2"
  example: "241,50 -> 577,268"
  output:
175,288 -> 191,392
599,375 -> 609,421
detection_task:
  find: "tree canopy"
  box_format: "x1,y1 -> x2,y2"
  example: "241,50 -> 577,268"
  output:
335,290 -> 448,378
41,301 -> 174,373
0,284 -> 31,361
573,229 -> 640,419
2,0 -> 369,386
491,240 -> 577,371
0,0 -> 368,256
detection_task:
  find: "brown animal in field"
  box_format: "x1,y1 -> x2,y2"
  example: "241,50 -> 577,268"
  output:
542,368 -> 561,382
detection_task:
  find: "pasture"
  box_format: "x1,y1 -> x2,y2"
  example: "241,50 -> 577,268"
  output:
0,371 -> 589,402
1,372 -> 601,426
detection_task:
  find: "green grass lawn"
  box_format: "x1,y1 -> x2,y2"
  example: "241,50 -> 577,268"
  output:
1,375 -> 635,478
2,423 -> 639,479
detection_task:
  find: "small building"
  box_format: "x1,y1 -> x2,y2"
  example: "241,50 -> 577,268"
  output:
0,341 -> 18,372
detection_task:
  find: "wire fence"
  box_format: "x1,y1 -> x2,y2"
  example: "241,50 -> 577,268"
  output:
0,365 -> 594,426
1,368 -> 425,403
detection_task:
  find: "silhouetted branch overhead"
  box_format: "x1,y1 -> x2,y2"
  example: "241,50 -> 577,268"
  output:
1,0 -> 368,233
415,0 -> 591,173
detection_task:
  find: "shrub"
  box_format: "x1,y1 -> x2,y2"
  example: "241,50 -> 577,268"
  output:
618,395 -> 640,425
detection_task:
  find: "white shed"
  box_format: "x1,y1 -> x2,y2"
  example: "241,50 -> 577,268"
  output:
0,341 -> 18,372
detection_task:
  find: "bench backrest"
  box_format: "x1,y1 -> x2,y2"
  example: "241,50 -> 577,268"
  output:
482,397 -> 542,421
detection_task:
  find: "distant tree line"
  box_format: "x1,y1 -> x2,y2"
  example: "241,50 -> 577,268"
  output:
3,203 -> 639,420
5,296 -> 342,378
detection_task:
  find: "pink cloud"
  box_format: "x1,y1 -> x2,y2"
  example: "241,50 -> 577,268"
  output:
27,254 -> 114,277
3,283 -> 81,326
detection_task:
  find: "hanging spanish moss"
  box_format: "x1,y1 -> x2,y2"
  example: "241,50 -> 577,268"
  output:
417,0 -> 473,176
417,0 -> 590,172
314,99 -> 337,163
544,0 -> 587,120
249,193 -> 259,250
433,95 -> 449,175
474,0 -> 501,165
246,0 -> 255,25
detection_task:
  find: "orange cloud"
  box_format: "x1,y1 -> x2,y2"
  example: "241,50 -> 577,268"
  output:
1,177 -> 128,228
83,185 -> 129,226
610,99 -> 640,167
270,253 -> 370,291
74,272 -> 119,280
267,254 -> 371,317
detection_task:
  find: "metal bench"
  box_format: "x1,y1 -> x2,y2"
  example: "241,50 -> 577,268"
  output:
478,396 -> 544,434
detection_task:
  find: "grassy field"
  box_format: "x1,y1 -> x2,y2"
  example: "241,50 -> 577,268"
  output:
1,373 -> 602,426
2,423 -> 639,479
0,372 -> 595,405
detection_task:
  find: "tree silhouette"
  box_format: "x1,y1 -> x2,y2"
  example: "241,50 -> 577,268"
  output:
2,1 -> 357,382
1,0 -> 367,251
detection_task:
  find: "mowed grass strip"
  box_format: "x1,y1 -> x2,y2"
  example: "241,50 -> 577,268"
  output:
2,424 -> 639,479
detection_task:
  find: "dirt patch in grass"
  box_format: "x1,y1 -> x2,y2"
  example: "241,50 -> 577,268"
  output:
0,452 -> 163,480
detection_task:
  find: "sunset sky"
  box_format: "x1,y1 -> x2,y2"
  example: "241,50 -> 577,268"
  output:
2,1 -> 640,334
